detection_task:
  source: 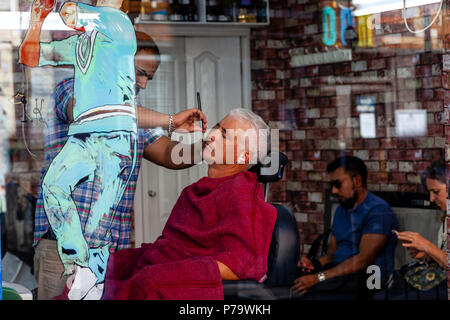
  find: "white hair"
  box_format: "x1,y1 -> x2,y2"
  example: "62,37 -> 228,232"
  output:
227,108 -> 270,164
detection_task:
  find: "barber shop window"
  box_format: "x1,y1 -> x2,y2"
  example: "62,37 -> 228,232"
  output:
0,0 -> 448,302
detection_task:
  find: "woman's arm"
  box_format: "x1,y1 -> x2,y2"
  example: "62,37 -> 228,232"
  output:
397,231 -> 447,268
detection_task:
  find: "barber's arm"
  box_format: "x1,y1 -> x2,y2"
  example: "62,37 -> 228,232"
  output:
143,136 -> 202,170
137,106 -> 207,133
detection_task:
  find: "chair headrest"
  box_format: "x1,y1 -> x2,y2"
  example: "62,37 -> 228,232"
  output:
249,151 -> 288,184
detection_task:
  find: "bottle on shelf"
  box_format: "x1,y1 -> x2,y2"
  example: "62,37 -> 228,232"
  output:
140,0 -> 152,20
206,0 -> 218,22
180,0 -> 199,21
140,0 -> 170,21
138,0 -> 267,23
237,0 -> 257,23
206,0 -> 233,22
169,0 -> 185,21
218,0 -> 233,22
255,0 -> 267,23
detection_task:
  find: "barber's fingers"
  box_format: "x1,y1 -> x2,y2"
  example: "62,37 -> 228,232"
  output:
194,109 -> 207,124
185,108 -> 207,123
191,121 -> 203,132
182,108 -> 207,132
193,109 -> 207,132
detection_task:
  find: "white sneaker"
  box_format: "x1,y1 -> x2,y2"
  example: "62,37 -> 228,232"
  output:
83,283 -> 104,300
67,266 -> 98,300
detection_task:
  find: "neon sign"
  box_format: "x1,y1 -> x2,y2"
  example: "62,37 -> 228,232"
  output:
321,3 -> 374,48
357,15 -> 375,47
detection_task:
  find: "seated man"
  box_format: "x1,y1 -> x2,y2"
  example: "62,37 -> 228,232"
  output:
63,108 -> 277,300
292,156 -> 398,300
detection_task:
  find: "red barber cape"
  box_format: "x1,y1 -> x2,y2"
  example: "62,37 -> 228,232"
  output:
102,171 -> 277,300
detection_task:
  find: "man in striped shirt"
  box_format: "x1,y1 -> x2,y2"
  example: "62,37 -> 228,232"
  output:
33,31 -> 206,300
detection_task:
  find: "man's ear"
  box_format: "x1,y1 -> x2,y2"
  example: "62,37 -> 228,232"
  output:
352,174 -> 363,188
244,151 -> 251,164
237,150 -> 251,164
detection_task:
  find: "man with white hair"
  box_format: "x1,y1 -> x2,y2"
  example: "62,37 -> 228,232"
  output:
56,108 -> 277,300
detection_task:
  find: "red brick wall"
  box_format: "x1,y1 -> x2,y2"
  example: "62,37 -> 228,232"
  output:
443,0 -> 450,300
251,0 -> 446,255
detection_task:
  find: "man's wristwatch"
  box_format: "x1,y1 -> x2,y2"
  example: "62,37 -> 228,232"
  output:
317,272 -> 326,282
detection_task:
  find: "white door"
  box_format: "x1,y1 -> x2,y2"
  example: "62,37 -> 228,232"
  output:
134,35 -> 249,246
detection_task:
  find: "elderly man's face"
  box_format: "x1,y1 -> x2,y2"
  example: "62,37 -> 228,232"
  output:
202,116 -> 252,165
134,49 -> 159,91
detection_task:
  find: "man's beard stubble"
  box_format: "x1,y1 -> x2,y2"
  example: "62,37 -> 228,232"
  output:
339,189 -> 358,209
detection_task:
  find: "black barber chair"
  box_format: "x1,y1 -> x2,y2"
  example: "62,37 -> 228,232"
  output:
222,151 -> 300,300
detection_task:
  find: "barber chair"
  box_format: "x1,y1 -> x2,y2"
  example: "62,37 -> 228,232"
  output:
222,151 -> 300,300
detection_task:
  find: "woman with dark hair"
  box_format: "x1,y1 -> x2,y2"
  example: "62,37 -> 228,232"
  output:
373,158 -> 447,300
397,158 -> 447,270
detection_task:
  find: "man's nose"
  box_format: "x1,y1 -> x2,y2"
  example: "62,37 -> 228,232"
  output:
331,186 -> 339,194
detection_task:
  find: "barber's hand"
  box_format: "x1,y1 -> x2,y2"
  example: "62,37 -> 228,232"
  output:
30,0 -> 55,23
173,108 -> 207,133
397,231 -> 433,255
291,274 -> 319,296
298,256 -> 315,273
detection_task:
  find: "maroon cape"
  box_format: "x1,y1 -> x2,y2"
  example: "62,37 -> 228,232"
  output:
102,171 -> 277,300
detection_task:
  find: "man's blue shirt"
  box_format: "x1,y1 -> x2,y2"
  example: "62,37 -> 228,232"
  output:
331,192 -> 398,281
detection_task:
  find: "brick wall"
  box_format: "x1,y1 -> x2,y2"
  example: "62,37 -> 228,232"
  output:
251,0 -> 447,255
443,0 -> 450,300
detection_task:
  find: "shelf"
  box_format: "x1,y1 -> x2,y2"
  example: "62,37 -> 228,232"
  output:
127,0 -> 270,27
134,20 -> 256,36
134,16 -> 269,26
